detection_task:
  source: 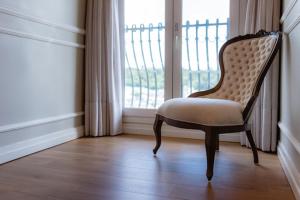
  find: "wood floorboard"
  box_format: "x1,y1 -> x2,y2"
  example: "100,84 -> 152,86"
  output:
0,134 -> 295,200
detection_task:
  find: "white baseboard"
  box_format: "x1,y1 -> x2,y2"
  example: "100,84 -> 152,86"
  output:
123,123 -> 241,142
278,142 -> 300,200
0,126 -> 84,164
278,122 -> 300,155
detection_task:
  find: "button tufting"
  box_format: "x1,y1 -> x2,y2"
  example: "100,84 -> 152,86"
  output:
206,35 -> 277,108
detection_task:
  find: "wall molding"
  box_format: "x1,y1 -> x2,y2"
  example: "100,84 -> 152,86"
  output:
0,126 -> 84,164
278,142 -> 300,200
278,122 -> 300,155
285,14 -> 300,34
281,0 -> 298,23
0,26 -> 85,49
0,112 -> 84,133
0,6 -> 85,35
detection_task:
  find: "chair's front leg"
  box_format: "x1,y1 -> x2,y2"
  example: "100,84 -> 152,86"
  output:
205,129 -> 217,181
153,115 -> 163,155
216,134 -> 219,151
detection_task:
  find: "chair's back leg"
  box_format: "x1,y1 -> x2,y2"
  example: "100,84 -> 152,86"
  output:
153,115 -> 163,155
205,129 -> 217,181
246,130 -> 259,164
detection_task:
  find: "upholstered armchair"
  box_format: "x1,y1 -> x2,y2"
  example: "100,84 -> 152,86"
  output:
153,30 -> 282,180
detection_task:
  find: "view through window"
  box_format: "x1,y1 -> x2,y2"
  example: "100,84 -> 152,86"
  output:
124,0 -> 165,108
124,0 -> 229,108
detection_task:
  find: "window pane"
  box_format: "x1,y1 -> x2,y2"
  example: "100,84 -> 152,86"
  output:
124,0 -> 165,108
181,0 -> 229,97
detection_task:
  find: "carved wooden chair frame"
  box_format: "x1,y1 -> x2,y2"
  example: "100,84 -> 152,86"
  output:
152,30 -> 282,180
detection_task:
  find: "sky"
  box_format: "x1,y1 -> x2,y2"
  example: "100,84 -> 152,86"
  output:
125,0 -> 229,26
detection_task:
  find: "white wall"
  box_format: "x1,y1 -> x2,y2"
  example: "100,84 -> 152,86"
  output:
0,0 -> 86,163
278,0 -> 300,199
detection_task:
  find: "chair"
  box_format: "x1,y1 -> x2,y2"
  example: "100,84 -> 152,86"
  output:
153,30 -> 282,180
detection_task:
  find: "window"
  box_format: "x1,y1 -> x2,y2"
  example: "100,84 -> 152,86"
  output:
124,0 -> 165,108
124,0 -> 229,109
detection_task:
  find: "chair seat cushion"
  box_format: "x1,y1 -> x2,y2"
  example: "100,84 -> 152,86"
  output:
157,98 -> 244,126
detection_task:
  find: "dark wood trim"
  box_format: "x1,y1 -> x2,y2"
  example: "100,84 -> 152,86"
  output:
205,129 -> 217,181
153,30 -> 282,181
246,129 -> 259,164
216,134 -> 219,151
156,114 -> 246,133
153,116 -> 163,155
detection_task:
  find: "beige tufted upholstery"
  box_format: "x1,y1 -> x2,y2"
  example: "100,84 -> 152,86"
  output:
157,98 -> 244,126
203,36 -> 278,108
157,34 -> 280,126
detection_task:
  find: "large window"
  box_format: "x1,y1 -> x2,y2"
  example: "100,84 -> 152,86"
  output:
124,0 -> 229,108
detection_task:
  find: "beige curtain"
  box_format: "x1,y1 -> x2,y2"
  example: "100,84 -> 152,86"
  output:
232,0 -> 280,151
85,0 -> 124,136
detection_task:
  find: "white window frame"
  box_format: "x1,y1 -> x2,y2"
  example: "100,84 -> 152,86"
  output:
122,0 -> 240,142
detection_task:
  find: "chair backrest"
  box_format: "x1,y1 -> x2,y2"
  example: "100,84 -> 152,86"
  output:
204,30 -> 282,120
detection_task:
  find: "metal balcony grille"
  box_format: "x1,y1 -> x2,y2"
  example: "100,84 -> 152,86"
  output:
124,18 -> 229,108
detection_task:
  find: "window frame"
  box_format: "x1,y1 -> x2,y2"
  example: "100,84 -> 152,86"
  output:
123,0 -> 236,134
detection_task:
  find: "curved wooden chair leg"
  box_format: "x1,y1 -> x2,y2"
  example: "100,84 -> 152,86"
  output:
153,115 -> 163,155
246,130 -> 259,164
205,130 -> 217,181
215,134 -> 220,151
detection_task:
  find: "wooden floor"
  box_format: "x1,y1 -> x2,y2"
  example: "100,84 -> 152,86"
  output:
0,135 -> 295,200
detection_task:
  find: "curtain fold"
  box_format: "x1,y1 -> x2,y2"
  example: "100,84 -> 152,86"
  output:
85,0 -> 124,136
234,0 -> 280,151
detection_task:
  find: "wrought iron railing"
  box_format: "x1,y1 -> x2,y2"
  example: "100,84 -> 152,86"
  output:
124,18 -> 229,108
